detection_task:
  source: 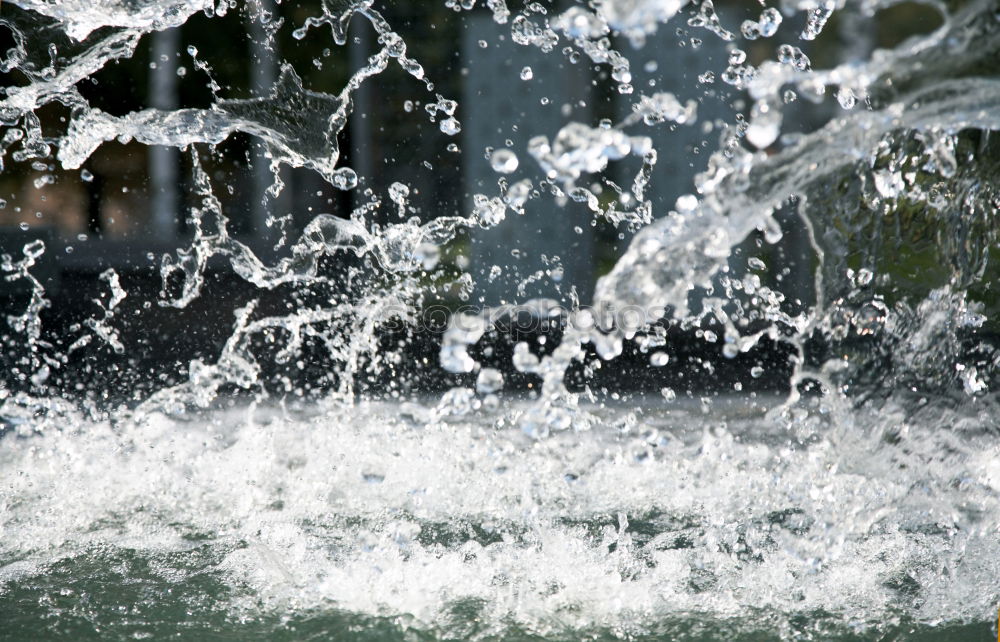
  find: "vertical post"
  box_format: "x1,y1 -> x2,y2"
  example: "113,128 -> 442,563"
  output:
348,15 -> 374,217
248,0 -> 281,242
617,20 -> 736,223
148,27 -> 180,240
463,11 -> 595,305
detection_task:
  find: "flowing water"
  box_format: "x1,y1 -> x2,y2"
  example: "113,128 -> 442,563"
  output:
2,0 -> 1000,639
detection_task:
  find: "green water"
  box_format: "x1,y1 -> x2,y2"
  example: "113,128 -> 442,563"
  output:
2,546 -> 994,641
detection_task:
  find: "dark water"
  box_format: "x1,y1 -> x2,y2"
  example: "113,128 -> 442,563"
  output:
2,542 -> 995,641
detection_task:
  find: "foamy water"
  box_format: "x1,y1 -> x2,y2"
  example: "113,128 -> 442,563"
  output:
3,396 -> 999,638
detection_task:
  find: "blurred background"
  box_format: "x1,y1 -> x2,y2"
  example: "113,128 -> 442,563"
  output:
0,0 -> 945,401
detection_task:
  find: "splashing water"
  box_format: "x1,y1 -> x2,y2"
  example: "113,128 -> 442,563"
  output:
2,0 -> 1000,639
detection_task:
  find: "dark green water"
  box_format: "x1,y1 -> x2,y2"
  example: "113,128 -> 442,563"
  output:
2,546 -> 994,641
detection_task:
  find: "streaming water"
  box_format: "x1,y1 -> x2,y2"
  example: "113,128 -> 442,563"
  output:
2,0 -> 1000,639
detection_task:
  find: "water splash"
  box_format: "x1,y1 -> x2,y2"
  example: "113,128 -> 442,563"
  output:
2,0 -> 1000,638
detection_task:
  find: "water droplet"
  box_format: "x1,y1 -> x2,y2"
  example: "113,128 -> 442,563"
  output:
675,194 -> 699,214
741,20 -> 762,40
476,368 -> 504,394
745,100 -> 782,149
777,44 -> 810,71
759,7 -> 782,37
490,149 -> 519,173
415,242 -> 440,270
439,117 -> 461,136
331,167 -> 358,190
473,194 -> 506,227
389,182 -> 410,203
837,87 -> 857,110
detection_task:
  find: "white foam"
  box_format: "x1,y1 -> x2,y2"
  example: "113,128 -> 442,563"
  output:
2,399 -> 998,635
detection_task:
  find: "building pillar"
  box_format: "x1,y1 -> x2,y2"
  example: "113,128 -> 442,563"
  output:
463,11 -> 595,306
148,27 -> 180,240
248,0 -> 283,242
